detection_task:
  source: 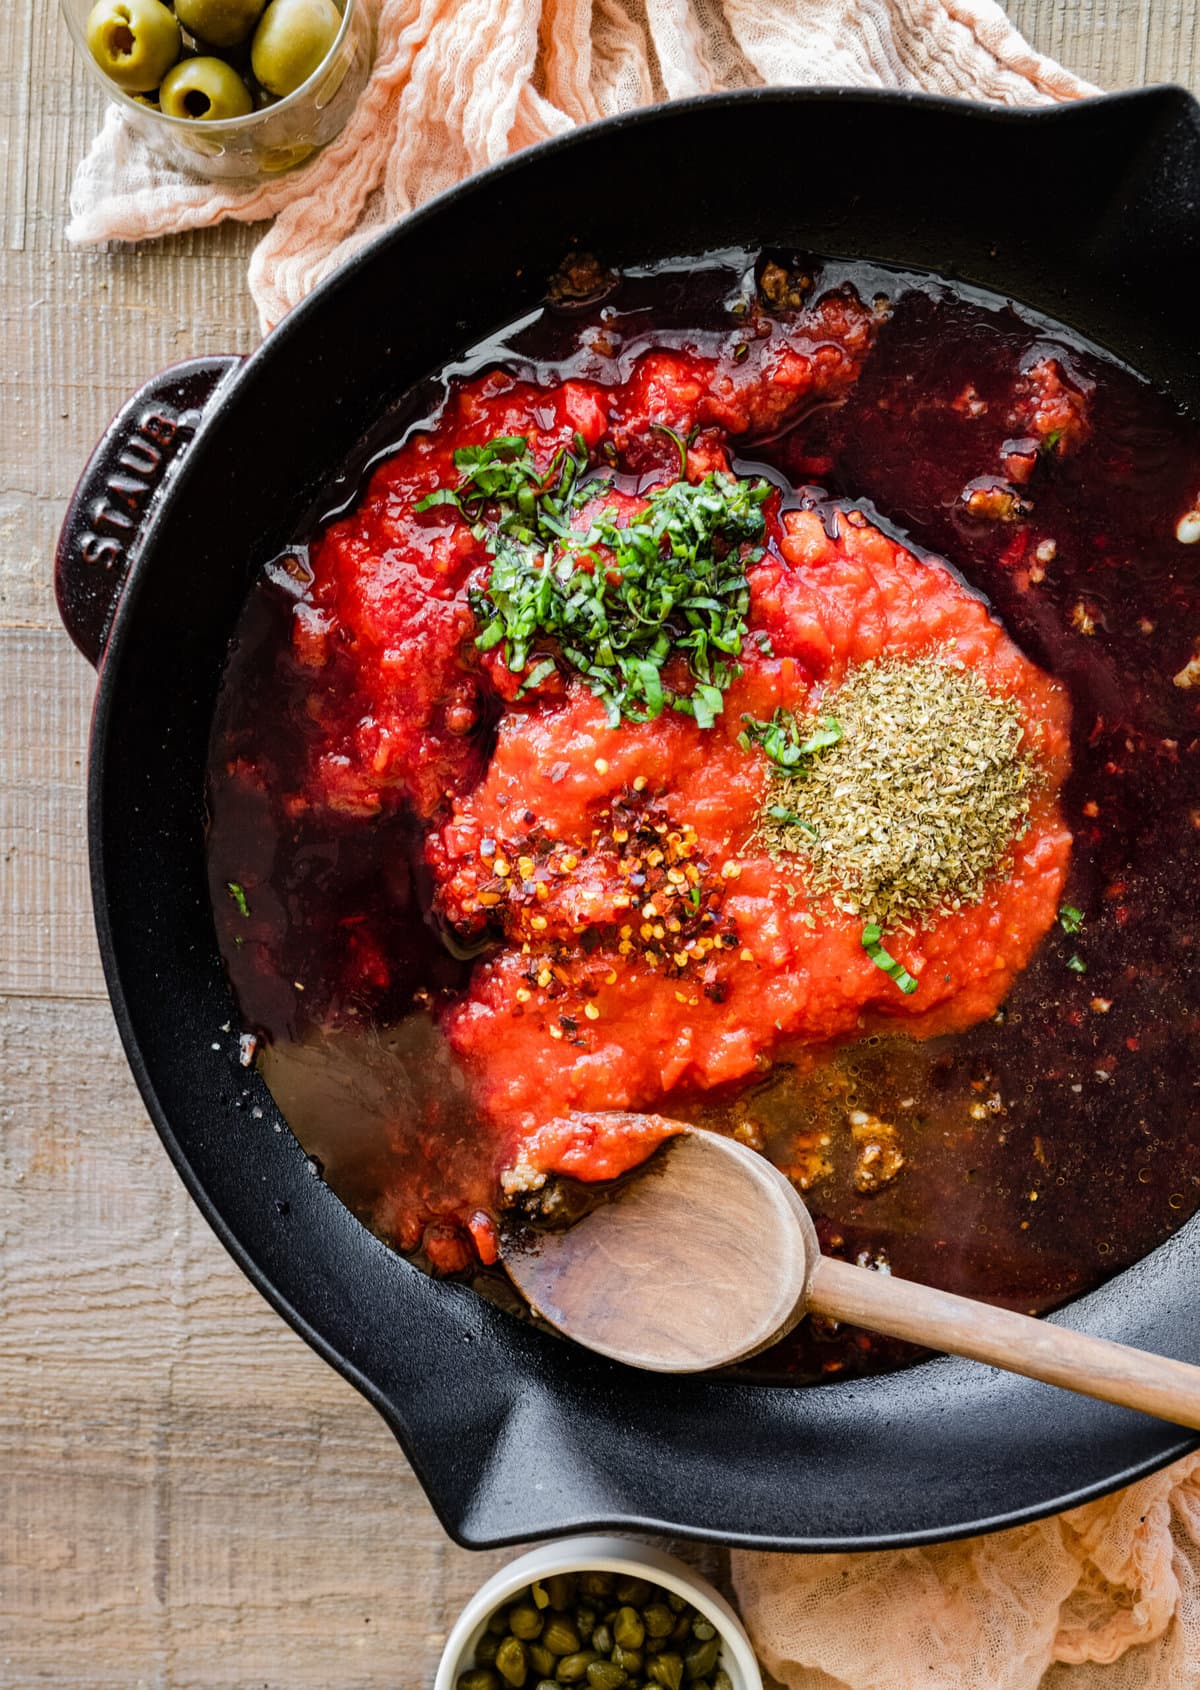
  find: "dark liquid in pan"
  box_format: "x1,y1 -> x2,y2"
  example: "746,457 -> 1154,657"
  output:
207,253 -> 1200,1381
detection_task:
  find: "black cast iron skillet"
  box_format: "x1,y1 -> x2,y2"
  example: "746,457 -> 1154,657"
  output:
56,86 -> 1200,1551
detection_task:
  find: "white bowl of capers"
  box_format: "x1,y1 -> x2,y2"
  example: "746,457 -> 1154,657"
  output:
435,1536 -> 763,1690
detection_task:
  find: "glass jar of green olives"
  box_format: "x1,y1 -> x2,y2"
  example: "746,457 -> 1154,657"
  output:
60,0 -> 372,179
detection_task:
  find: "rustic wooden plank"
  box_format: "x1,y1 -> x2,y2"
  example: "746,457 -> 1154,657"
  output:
1010,0 -> 1200,90
0,630 -> 104,1001
1,0 -> 1192,1685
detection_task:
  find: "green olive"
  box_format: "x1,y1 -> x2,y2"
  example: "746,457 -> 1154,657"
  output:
174,0 -> 266,46
250,0 -> 340,96
159,55 -> 253,118
85,0 -> 180,92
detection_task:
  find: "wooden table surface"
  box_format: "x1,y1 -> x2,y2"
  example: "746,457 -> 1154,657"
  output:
2,3 -> 1196,1684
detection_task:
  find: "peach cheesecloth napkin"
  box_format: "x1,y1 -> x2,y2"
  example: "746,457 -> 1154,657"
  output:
67,3 -> 1200,1686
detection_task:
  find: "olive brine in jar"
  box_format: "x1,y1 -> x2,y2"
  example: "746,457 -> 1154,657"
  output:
458,1570 -> 733,1690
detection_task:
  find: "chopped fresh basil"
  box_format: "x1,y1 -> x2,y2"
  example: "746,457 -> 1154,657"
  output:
1058,904 -> 1085,934
649,421 -> 688,480
1066,953 -> 1088,974
766,803 -> 818,837
861,923 -> 919,994
739,709 -> 842,772
421,431 -> 770,727
517,657 -> 558,696
226,881 -> 250,918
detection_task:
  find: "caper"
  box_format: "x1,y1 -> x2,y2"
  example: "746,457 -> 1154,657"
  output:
174,0 -> 265,46
531,1581 -> 551,1611
685,1639 -> 719,1681
643,1606 -> 673,1640
692,1682 -> 711,1690
496,1636 -> 528,1688
510,1604 -> 544,1642
85,0 -> 180,92
586,1664 -> 627,1690
669,1616 -> 692,1650
458,1673 -> 501,1690
591,1624 -> 613,1656
250,0 -> 340,96
556,1652 -> 599,1683
575,1608 -> 596,1641
615,1577 -> 653,1606
666,1594 -> 686,1614
544,1576 -> 576,1612
542,1616 -> 581,1657
647,1654 -> 684,1690
579,1572 -> 614,1601
611,1646 -> 643,1675
611,1607 -> 645,1650
159,55 -> 253,119
475,1633 -> 501,1665
690,1619 -> 715,1643
528,1644 -> 555,1679
712,1673 -> 733,1690
488,1609 -> 511,1636
535,1682 -> 560,1690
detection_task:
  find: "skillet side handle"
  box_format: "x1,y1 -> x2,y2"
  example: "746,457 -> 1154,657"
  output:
55,354 -> 243,668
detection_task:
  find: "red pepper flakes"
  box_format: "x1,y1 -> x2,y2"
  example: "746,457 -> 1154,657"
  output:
464,794 -> 742,1013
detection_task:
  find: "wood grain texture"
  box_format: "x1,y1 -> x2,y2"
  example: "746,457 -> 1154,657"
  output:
0,3 -> 1193,1684
810,1255 -> 1200,1430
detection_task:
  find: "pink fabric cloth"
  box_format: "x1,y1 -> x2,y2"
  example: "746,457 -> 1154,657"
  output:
71,7 -> 1200,1687
734,1452 -> 1200,1690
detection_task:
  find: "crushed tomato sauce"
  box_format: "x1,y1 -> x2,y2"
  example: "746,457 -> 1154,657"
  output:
208,252 -> 1200,1377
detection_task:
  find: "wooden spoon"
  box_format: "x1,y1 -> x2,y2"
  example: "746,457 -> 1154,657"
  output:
504,1125 -> 1200,1427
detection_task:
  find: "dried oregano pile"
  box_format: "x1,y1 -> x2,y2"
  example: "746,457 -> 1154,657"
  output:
756,656 -> 1035,929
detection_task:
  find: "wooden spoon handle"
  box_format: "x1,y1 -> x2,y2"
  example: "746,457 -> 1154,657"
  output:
809,1255 -> 1200,1430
